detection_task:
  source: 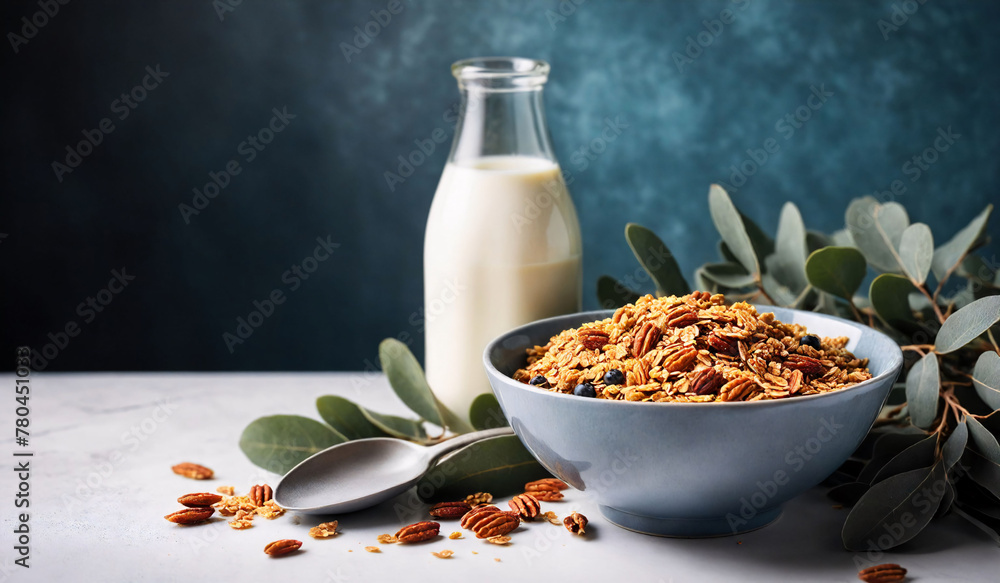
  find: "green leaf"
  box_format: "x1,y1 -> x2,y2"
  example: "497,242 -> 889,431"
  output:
845,197 -> 909,273
905,352 -> 940,429
935,296 -> 1000,353
316,395 -> 390,440
624,223 -> 690,296
831,229 -> 855,248
870,434 -> 937,484
898,223 -> 934,285
596,275 -> 641,309
968,414 -> 1000,465
805,246 -> 867,301
739,210 -> 776,270
967,449 -> 1000,499
869,274 -> 917,330
806,230 -> 832,253
771,202 -> 809,293
239,415 -> 348,475
973,351 -> 1000,410
827,482 -> 869,506
857,432 -> 928,483
944,418 -> 968,471
415,435 -> 550,500
842,462 -> 945,551
468,393 -> 509,431
708,184 -> 759,276
359,408 -> 428,442
435,399 -> 475,435
700,262 -> 756,288
931,205 -> 993,281
953,505 -> 1000,545
379,338 -> 445,429
761,272 -> 798,306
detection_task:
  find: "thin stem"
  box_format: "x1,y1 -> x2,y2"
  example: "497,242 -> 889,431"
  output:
755,277 -> 777,306
916,283 -> 946,324
932,251 -> 969,303
988,328 -> 1000,355
789,284 -> 813,309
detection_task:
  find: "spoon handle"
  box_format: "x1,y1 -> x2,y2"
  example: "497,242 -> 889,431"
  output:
424,427 -> 515,465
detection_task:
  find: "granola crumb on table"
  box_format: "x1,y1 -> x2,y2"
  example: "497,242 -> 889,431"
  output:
513,292 -> 871,402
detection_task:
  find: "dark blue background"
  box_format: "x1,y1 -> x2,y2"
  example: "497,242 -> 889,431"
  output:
3,0 -> 998,371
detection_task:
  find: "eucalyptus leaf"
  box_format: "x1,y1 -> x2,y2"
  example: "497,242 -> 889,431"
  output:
831,228 -> 855,248
596,275 -> 641,309
869,274 -> 917,330
972,351 -> 1000,410
719,241 -> 740,264
761,273 -> 798,306
379,338 -> 445,429
934,296 -> 1000,353
931,205 -> 993,281
827,482 -> 869,506
870,433 -> 937,484
905,352 -> 940,429
360,408 -> 428,442
239,415 -> 348,475
739,210 -> 776,270
899,223 -> 934,285
624,223 -> 690,296
944,418 -> 969,470
953,505 -> 1000,545
772,202 -> 809,292
968,414 -> 1000,464
842,462 -> 945,551
435,400 -> 475,435
805,246 -> 867,301
415,435 -> 550,500
857,432 -> 928,483
967,449 -> 1000,499
708,184 -> 759,276
316,395 -> 391,440
845,197 -> 908,274
806,230 -> 832,253
469,393 -> 509,431
960,254 -> 998,285
700,262 -> 756,288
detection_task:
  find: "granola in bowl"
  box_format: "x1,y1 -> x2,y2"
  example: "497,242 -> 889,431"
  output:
512,291 -> 872,402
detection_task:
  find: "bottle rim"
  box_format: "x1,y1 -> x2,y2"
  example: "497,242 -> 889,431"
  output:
451,57 -> 550,89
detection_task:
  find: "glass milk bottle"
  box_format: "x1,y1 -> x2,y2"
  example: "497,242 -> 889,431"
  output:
424,57 -> 582,419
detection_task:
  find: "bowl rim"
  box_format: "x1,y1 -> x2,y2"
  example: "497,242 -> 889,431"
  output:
483,305 -> 904,410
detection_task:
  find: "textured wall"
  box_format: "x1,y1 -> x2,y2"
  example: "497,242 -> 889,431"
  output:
3,0 -> 998,371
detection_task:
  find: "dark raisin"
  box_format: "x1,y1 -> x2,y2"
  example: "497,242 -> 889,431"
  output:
800,335 -> 822,350
529,375 -> 548,387
573,383 -> 597,398
603,369 -> 625,385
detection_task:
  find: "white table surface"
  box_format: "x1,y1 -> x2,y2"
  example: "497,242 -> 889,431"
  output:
0,372 -> 994,583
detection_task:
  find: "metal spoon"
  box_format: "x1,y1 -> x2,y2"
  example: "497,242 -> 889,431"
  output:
273,427 -> 515,514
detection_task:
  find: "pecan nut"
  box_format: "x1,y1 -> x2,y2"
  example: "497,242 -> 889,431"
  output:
178,492 -> 224,507
429,501 -> 472,519
578,328 -> 610,350
460,505 -> 501,530
665,306 -> 698,328
395,521 -> 441,543
787,369 -> 804,395
688,367 -> 724,396
706,333 -> 738,356
785,354 -> 825,376
171,462 -> 213,480
472,511 -> 520,539
524,478 -> 569,492
165,507 -> 215,525
632,322 -> 662,358
857,563 -> 907,583
718,377 -> 756,402
530,490 -> 565,502
563,511 -> 588,535
250,484 -> 273,507
663,345 -> 698,373
508,494 -> 541,520
263,539 -> 302,556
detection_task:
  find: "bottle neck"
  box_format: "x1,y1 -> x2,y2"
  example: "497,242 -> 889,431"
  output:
447,86 -> 556,165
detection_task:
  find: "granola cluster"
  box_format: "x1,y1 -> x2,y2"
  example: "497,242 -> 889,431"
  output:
513,292 -> 872,402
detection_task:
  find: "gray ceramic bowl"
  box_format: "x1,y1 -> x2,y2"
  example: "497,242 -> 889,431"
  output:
483,306 -> 903,537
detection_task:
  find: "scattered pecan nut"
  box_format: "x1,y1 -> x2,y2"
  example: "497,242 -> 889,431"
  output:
263,539 -> 302,556
578,328 -> 610,350
177,492 -> 224,507
472,511 -> 520,539
165,507 -> 215,525
785,354 -> 825,376
563,511 -> 588,535
632,322 -> 662,358
250,484 -> 273,507
688,367 -> 724,395
429,501 -> 472,519
508,494 -> 541,520
395,521 -> 441,543
857,563 -> 907,583
525,478 -> 569,492
461,505 -> 502,530
530,490 -> 565,502
171,462 -> 213,480
463,492 -> 493,506
309,520 -> 339,539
